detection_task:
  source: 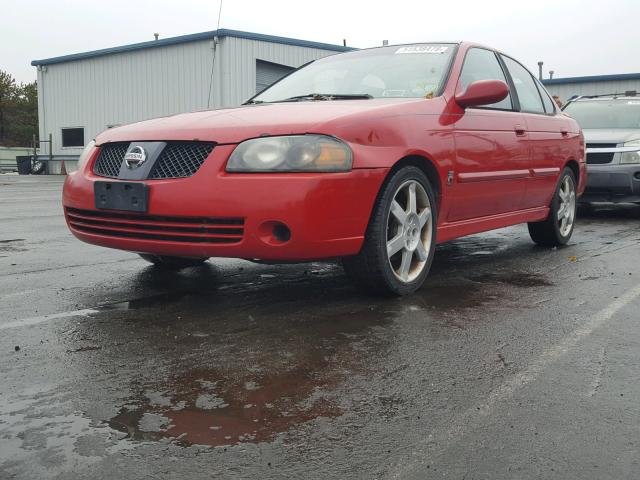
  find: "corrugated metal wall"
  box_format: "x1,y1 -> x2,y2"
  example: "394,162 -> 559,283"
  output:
216,36 -> 332,107
256,60 -> 295,94
544,79 -> 640,103
36,37 -> 336,156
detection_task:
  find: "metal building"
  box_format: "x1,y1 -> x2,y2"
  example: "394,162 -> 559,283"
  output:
542,73 -> 640,103
31,29 -> 350,171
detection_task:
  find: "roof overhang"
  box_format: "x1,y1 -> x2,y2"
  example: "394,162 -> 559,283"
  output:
542,72 -> 640,85
31,28 -> 353,67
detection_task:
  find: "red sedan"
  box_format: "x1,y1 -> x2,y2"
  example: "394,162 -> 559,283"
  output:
63,42 -> 585,295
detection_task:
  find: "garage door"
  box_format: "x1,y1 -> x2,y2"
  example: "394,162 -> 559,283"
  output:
256,60 -> 295,94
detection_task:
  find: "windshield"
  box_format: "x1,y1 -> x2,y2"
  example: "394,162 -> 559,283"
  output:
250,44 -> 456,103
563,98 -> 640,129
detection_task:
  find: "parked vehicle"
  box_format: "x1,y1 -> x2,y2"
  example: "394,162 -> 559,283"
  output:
562,93 -> 640,205
63,42 -> 585,295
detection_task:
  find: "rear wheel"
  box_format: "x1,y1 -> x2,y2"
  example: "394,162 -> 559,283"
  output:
343,166 -> 437,296
528,168 -> 577,246
138,254 -> 208,270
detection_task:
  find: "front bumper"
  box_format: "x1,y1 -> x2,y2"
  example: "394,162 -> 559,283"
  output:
63,144 -> 389,260
582,163 -> 640,203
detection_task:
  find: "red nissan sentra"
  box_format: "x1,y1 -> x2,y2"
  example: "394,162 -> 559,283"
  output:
63,42 -> 585,295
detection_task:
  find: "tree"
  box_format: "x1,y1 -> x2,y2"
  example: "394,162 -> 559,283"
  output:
0,69 -> 38,147
0,70 -> 17,145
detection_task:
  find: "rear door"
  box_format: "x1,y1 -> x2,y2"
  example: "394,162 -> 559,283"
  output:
449,48 -> 530,222
500,55 -> 568,209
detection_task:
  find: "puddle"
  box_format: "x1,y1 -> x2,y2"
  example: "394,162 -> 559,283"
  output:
468,272 -> 552,288
108,367 -> 341,447
97,291 -> 191,311
418,282 -> 487,309
100,303 -> 398,448
0,238 -> 27,253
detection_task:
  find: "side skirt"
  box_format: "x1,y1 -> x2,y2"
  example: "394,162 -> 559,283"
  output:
436,206 -> 550,244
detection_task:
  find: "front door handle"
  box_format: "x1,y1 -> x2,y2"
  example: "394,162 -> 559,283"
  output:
514,124 -> 526,136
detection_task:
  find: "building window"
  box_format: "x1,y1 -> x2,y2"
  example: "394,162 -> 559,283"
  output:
61,127 -> 84,148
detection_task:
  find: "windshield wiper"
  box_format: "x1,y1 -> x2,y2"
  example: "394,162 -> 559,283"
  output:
276,93 -> 373,102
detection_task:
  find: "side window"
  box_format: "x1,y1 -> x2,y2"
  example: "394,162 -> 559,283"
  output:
458,48 -> 512,110
501,56 -> 545,114
534,78 -> 556,114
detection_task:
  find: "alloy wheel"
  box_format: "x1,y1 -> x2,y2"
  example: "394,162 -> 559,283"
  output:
386,180 -> 433,283
557,175 -> 576,237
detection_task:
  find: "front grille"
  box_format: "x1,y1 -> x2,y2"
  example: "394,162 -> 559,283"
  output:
94,143 -> 129,177
585,143 -> 617,165
66,207 -> 244,244
586,152 -> 615,164
586,143 -> 618,149
149,142 -> 215,179
92,141 -> 214,179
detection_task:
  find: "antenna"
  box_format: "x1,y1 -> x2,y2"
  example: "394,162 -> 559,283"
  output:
207,0 -> 224,109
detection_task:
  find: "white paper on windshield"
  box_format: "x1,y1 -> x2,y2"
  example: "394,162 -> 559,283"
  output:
395,46 -> 448,54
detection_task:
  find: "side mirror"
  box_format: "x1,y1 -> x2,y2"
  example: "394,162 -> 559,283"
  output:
455,80 -> 509,108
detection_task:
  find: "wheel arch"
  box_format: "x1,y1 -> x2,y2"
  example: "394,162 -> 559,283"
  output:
564,159 -> 580,188
387,155 -> 443,207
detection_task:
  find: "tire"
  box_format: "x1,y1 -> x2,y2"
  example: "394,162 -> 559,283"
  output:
343,166 -> 437,296
528,167 -> 577,246
138,254 -> 208,270
31,159 -> 46,175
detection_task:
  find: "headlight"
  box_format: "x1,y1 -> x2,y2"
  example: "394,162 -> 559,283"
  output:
621,139 -> 640,164
76,140 -> 96,171
226,135 -> 352,172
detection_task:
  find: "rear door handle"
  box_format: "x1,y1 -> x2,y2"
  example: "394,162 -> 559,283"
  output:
514,125 -> 526,136
561,129 -> 569,137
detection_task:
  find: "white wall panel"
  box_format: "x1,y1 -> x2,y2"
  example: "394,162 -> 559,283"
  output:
36,37 -> 337,155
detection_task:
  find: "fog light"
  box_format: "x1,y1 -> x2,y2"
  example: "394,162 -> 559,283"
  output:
273,224 -> 291,242
634,171 -> 640,180
257,221 -> 291,245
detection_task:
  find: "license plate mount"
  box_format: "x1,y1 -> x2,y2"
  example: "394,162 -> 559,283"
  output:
94,181 -> 148,212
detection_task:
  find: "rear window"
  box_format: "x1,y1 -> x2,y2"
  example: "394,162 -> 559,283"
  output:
563,99 -> 640,129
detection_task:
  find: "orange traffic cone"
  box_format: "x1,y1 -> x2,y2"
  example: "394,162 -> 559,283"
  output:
60,159 -> 67,175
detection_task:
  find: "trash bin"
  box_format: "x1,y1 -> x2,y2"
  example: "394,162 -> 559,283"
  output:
16,156 -> 32,175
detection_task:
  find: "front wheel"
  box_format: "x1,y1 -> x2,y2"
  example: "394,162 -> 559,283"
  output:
528,167 -> 577,246
343,166 -> 437,296
138,254 -> 208,270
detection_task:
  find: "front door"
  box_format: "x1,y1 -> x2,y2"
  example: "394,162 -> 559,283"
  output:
448,48 -> 530,222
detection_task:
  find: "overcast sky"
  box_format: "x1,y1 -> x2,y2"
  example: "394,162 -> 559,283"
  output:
2,0 -> 639,84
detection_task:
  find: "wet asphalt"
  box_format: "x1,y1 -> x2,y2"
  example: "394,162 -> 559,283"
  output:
1,175 -> 639,480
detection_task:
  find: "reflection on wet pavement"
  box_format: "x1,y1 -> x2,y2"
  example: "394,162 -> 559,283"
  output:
93,255 -> 556,449
109,366 -> 341,447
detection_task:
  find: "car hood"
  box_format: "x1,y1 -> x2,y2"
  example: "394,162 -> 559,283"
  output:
582,129 -> 640,145
95,99 -> 426,145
